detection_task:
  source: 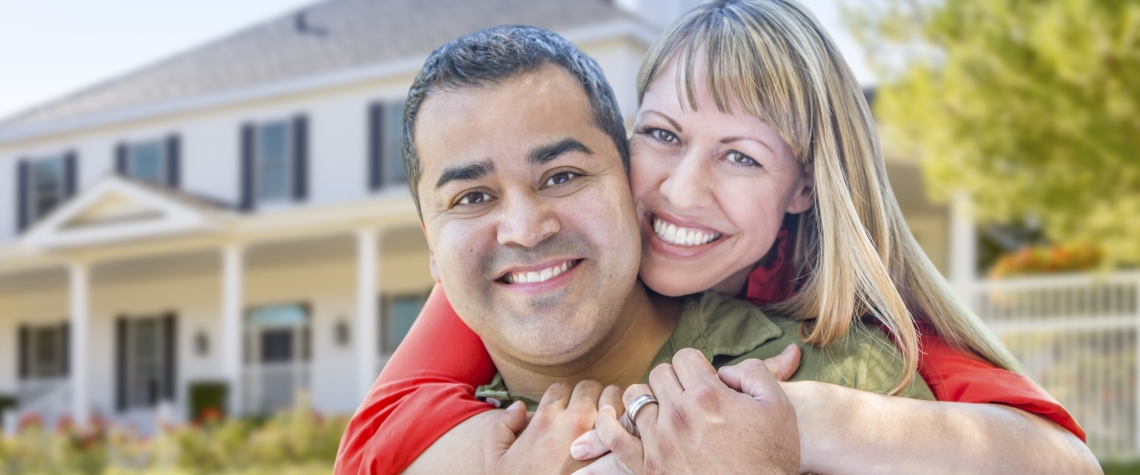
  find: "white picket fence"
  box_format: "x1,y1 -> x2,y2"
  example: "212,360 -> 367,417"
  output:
965,270 -> 1140,460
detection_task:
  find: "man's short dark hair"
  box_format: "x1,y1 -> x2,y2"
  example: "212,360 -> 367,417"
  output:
402,25 -> 631,215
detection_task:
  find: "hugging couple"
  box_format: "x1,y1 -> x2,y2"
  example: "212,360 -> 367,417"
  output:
336,1 -> 1097,474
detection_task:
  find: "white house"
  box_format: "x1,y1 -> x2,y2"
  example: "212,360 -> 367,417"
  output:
0,0 -> 960,434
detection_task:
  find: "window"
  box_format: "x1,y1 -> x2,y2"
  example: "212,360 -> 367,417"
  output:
28,156 -> 67,221
17,324 -> 67,379
385,103 -> 406,184
256,120 -> 293,203
242,117 -> 307,209
128,140 -> 167,184
381,294 -> 427,354
368,101 -> 407,189
116,136 -> 179,187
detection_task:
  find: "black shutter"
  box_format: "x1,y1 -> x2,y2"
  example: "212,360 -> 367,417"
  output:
60,322 -> 70,376
162,314 -> 177,401
293,115 -> 308,201
368,103 -> 384,190
115,143 -> 128,175
16,160 -> 28,232
166,135 -> 181,188
63,151 -> 77,198
115,317 -> 128,411
17,325 -> 28,379
240,123 -> 255,211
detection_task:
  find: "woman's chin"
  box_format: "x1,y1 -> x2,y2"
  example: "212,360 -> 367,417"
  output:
639,260 -> 720,297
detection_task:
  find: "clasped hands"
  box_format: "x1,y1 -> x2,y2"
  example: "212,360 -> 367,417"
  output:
483,345 -> 803,475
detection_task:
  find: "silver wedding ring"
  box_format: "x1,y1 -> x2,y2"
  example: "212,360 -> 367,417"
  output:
623,394 -> 658,439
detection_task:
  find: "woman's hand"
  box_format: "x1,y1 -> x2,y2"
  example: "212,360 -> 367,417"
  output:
570,347 -> 802,475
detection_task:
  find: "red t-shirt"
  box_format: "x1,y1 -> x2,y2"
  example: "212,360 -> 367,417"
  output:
333,284 -> 1085,475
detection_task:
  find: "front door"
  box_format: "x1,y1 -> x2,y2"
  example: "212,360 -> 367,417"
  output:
243,304 -> 310,413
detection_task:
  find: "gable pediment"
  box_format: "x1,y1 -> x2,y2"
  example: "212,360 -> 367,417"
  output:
21,175 -> 225,250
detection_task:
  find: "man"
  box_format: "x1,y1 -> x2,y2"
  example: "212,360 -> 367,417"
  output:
394,25 -> 931,474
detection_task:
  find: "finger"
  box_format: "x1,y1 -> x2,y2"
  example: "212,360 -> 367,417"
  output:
570,430 -> 609,461
669,348 -> 719,390
724,359 -> 785,401
482,402 -> 527,465
645,363 -> 684,408
599,385 -> 624,419
569,380 -> 604,412
621,384 -> 660,442
718,358 -> 769,392
571,453 -> 634,475
764,344 -> 802,381
538,382 -> 573,411
622,384 -> 653,408
594,405 -> 645,472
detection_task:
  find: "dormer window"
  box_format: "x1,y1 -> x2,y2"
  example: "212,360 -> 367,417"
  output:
115,136 -> 180,187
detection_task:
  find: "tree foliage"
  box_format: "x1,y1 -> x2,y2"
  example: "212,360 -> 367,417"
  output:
850,0 -> 1140,264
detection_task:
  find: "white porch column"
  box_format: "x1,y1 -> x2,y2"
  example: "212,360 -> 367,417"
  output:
220,245 -> 244,416
949,191 -> 977,306
68,262 -> 90,425
355,229 -> 380,402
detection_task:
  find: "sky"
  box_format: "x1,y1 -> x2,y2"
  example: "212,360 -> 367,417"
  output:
0,0 -> 874,121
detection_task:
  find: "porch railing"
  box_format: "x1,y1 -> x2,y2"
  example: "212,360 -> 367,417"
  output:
3,377 -> 71,435
965,270 -> 1140,460
241,362 -> 310,415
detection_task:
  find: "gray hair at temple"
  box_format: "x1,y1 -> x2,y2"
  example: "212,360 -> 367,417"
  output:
401,25 -> 631,215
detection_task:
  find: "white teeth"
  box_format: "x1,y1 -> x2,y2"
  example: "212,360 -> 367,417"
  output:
652,217 -> 720,247
505,260 -> 577,284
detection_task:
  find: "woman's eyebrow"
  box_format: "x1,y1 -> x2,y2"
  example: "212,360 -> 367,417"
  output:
640,109 -> 683,133
720,136 -> 775,155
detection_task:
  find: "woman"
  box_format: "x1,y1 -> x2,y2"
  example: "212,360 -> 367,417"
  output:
336,0 -> 1094,473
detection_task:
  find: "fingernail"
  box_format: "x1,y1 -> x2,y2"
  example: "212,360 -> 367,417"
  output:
570,443 -> 588,459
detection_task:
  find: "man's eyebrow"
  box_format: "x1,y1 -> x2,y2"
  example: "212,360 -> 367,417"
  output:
435,161 -> 494,189
526,138 -> 594,167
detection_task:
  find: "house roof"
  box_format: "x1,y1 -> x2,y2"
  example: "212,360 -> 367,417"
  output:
0,0 -> 640,129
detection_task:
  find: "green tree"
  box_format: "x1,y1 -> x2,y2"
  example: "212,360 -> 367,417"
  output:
850,0 -> 1140,264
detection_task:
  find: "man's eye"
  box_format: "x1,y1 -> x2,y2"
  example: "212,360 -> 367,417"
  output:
726,151 -> 759,167
456,191 -> 492,205
543,171 -> 579,188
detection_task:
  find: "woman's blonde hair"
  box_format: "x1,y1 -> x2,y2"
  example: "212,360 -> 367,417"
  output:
637,0 -> 1024,392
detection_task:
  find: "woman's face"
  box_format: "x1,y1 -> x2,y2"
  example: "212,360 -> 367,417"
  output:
631,59 -> 815,297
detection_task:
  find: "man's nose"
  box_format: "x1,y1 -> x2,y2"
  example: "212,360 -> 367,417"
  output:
496,192 -> 559,248
659,150 -> 714,211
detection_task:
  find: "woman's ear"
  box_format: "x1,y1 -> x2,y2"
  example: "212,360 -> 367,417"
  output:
786,161 -> 815,214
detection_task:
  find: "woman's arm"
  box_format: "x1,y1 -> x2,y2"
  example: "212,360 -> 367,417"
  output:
786,380 -> 1101,475
335,284 -> 498,475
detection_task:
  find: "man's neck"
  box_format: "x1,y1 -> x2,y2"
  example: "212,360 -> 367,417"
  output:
489,282 -> 681,401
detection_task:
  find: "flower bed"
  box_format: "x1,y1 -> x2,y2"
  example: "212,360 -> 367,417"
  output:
0,395 -> 346,475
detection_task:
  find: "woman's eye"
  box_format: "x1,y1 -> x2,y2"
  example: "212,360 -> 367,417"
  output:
543,171 -> 579,188
456,191 -> 492,206
726,151 -> 759,167
649,128 -> 678,144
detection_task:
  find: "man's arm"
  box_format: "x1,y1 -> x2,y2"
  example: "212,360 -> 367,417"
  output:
403,411 -> 491,475
786,381 -> 1102,475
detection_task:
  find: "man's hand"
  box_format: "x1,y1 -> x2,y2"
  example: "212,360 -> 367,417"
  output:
572,347 -> 801,475
484,380 -> 623,475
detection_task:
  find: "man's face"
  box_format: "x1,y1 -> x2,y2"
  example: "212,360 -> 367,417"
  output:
414,64 -> 642,368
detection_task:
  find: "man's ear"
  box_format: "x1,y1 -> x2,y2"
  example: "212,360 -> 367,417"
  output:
786,161 -> 815,214
422,222 -> 442,284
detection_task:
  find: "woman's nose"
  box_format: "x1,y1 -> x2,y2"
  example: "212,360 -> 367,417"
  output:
658,152 -> 714,211
496,192 -> 559,248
